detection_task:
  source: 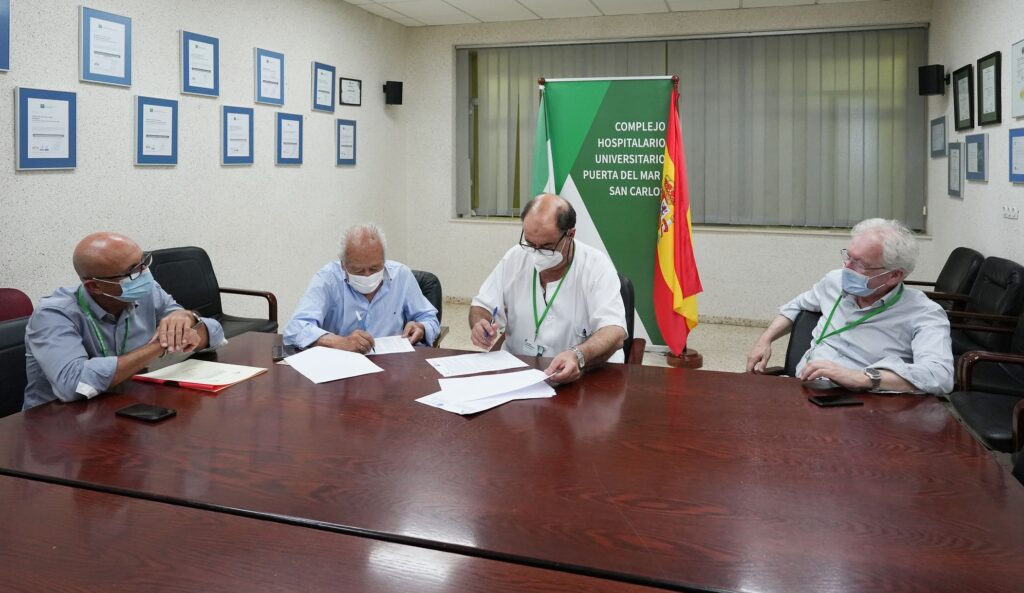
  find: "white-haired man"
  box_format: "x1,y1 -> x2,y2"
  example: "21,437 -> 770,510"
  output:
746,218 -> 953,394
283,224 -> 439,353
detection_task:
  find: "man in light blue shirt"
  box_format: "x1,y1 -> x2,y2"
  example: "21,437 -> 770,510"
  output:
24,232 -> 227,410
746,218 -> 953,394
283,224 -> 439,353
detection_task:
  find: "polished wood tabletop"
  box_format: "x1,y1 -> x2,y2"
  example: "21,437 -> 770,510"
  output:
2,332 -> 1023,593
0,474 -> 662,593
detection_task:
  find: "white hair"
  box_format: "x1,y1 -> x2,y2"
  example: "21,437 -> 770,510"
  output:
850,218 -> 918,274
339,223 -> 387,263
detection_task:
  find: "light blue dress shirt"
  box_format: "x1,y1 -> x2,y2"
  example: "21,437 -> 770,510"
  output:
283,260 -> 439,349
23,283 -> 227,410
781,269 -> 954,394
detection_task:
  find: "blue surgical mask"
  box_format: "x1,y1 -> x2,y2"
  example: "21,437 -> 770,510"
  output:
97,269 -> 155,302
842,267 -> 890,297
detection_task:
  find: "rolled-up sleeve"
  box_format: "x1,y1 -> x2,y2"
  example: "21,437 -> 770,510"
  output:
283,273 -> 331,348
870,307 -> 954,395
26,308 -> 116,402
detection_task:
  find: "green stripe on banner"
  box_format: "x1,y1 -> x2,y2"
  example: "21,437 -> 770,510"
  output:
545,80 -> 610,194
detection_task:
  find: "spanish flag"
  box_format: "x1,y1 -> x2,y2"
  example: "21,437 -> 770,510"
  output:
653,86 -> 702,356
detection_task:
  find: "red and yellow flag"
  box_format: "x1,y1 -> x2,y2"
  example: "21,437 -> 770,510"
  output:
653,86 -> 702,356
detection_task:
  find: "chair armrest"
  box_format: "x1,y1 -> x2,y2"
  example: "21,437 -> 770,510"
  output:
628,338 -> 646,365
956,350 -> 1024,390
905,280 -> 937,287
432,326 -> 450,348
922,290 -> 969,303
946,310 -> 1018,324
219,287 -> 278,324
760,366 -> 785,376
949,322 -> 1016,334
1014,399 -> 1024,453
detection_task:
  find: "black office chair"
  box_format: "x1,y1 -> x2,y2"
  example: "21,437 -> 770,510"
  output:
1013,400 -> 1024,486
905,247 -> 984,310
412,270 -> 448,348
947,257 -> 1024,356
0,316 -> 29,418
949,313 -> 1024,453
763,309 -> 822,377
149,247 -> 278,339
618,274 -> 646,365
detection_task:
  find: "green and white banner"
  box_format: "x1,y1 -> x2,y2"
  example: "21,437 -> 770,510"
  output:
532,77 -> 673,345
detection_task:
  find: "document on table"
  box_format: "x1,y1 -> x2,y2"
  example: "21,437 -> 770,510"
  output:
425,350 -> 528,377
285,346 -> 383,384
141,103 -> 173,156
280,118 -> 300,158
416,368 -> 555,415
89,17 -> 126,78
133,359 -> 267,392
26,98 -> 70,159
227,112 -> 250,157
368,335 -> 415,355
260,54 -> 281,100
188,39 -> 215,89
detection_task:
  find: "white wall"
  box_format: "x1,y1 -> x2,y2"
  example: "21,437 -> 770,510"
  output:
400,0 -> 940,323
925,0 -> 1024,267
0,0 -> 407,323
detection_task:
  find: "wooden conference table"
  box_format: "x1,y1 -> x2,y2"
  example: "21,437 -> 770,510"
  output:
0,332 -> 1022,592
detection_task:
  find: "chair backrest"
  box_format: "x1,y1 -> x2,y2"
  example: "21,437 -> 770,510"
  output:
618,274 -> 636,363
963,257 -> 1024,351
0,316 -> 29,418
149,247 -> 224,318
411,270 -> 443,324
0,288 -> 33,322
783,310 -> 822,377
934,247 -> 984,295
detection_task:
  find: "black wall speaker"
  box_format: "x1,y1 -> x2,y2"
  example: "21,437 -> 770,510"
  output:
918,65 -> 946,96
383,81 -> 403,105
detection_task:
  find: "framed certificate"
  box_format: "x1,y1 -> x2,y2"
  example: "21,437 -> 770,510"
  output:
964,133 -> 987,182
80,7 -> 131,86
1011,128 -> 1024,184
222,106 -> 254,166
953,64 -> 974,131
312,62 -> 336,112
930,116 -> 946,157
15,87 -> 77,170
276,112 -> 303,165
337,119 -> 356,165
181,31 -> 219,97
1012,40 -> 1024,119
947,141 -> 963,198
340,77 -> 362,106
255,48 -> 284,106
135,96 -> 178,166
0,0 -> 10,71
977,52 -> 1001,126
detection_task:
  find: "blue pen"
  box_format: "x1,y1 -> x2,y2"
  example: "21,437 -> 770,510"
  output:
485,306 -> 498,338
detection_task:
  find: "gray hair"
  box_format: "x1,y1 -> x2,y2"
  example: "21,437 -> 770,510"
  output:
338,223 -> 387,263
850,218 -> 918,274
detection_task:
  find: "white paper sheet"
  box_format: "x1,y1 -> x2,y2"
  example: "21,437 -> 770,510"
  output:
340,79 -> 360,104
966,141 -> 979,174
188,39 -> 215,89
316,66 -> 332,105
982,65 -> 996,115
280,118 -> 300,158
416,368 -> 555,415
418,381 -> 554,415
227,113 -> 250,157
26,98 -> 69,159
89,17 -> 126,78
949,147 -> 961,191
425,350 -> 529,377
141,104 -> 173,156
135,359 -> 266,385
284,346 -> 382,384
338,123 -> 355,160
368,335 -> 415,355
260,55 -> 281,99
957,76 -> 970,122
1013,136 -> 1024,176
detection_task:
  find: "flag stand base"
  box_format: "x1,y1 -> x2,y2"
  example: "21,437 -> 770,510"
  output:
666,348 -> 703,369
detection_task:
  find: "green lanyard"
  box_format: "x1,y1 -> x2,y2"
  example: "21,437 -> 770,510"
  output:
76,287 -> 130,357
815,284 -> 904,346
532,261 -> 572,339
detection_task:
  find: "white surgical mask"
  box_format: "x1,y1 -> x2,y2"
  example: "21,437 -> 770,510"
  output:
347,269 -> 384,294
529,250 -> 563,272
841,267 -> 890,297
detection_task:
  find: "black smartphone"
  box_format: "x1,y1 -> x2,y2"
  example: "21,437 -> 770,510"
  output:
272,345 -> 286,362
808,394 -> 863,408
116,403 -> 177,423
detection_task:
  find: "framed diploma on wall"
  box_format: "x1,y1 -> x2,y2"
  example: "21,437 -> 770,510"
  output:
255,48 -> 285,106
135,96 -> 178,166
964,133 -> 988,182
15,87 -> 77,170
312,62 -> 336,112
80,7 -> 132,86
337,119 -> 356,165
953,65 -> 974,131
276,112 -> 303,165
222,106 -> 254,166
0,0 -> 10,71
977,52 -> 1001,126
181,31 -> 219,97
947,141 -> 963,197
340,78 -> 362,106
930,116 -> 947,157
1011,40 -> 1024,119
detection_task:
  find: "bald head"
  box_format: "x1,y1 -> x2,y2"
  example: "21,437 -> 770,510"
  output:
521,194 -> 576,234
73,232 -> 143,279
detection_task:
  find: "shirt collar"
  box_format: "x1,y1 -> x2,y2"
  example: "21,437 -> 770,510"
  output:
79,284 -> 135,322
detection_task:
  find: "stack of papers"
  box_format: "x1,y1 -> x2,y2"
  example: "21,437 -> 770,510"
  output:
417,368 -> 555,415
284,346 -> 383,384
367,335 -> 415,355
133,359 -> 267,393
425,350 -> 528,377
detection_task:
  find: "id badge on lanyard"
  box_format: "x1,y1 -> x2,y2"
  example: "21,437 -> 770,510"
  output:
524,336 -> 546,357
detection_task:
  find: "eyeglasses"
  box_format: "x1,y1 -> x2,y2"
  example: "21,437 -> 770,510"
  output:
89,251 -> 153,282
840,248 -> 887,273
519,230 -> 567,256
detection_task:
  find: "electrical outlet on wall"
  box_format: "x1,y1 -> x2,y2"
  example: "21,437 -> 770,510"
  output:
1003,206 -> 1020,220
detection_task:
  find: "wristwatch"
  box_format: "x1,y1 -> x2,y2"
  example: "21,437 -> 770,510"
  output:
569,345 -> 586,371
188,310 -> 203,328
863,368 -> 881,390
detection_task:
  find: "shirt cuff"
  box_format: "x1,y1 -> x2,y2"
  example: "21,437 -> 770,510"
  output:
75,356 -> 118,398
